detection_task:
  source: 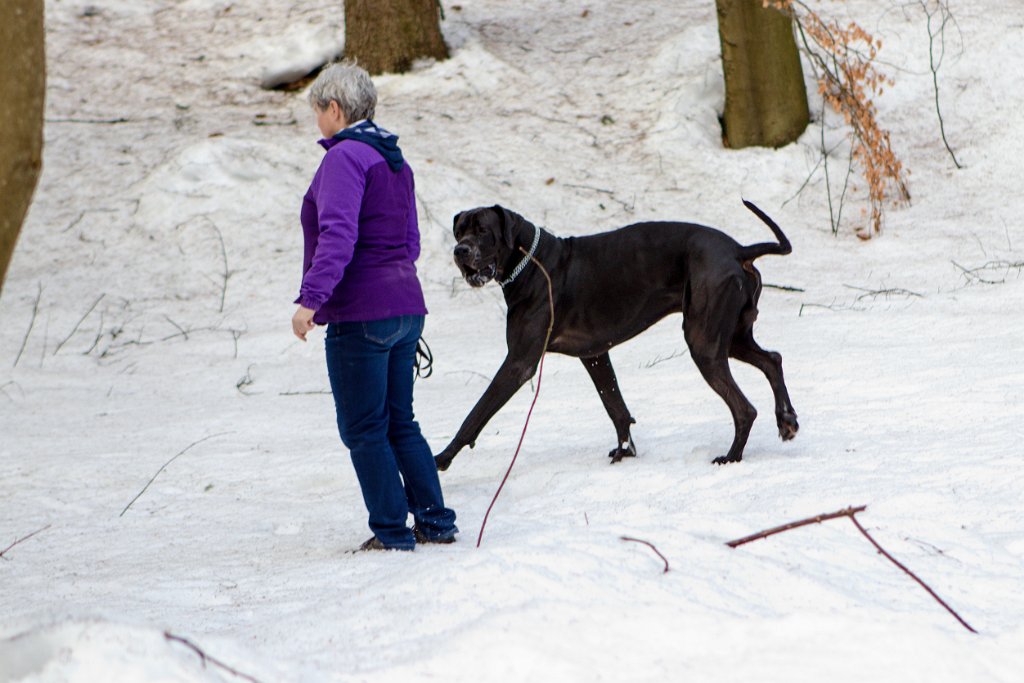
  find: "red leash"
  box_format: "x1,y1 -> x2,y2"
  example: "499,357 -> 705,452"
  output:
476,248 -> 554,548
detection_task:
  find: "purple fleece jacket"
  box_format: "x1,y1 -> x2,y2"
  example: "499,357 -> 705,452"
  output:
296,136 -> 427,323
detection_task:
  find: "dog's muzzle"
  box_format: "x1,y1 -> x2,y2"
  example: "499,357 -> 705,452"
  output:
454,243 -> 496,287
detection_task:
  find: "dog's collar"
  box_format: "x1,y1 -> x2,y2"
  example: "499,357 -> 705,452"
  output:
498,224 -> 541,288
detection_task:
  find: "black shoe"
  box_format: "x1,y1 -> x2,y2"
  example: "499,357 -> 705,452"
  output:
358,536 -> 412,552
413,526 -> 457,545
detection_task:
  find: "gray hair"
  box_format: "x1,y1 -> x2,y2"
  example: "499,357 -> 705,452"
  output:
307,62 -> 377,121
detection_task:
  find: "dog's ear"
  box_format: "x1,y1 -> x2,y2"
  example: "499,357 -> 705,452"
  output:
451,210 -> 466,236
492,205 -> 518,249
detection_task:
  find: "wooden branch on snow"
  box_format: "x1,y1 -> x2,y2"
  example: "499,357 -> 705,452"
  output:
847,513 -> 977,633
726,505 -> 867,547
621,536 -> 670,573
165,632 -> 264,683
13,283 -> 43,368
726,505 -> 977,633
0,524 -> 52,559
45,117 -> 130,124
120,433 -> 230,517
209,220 -> 231,313
54,293 -> 105,355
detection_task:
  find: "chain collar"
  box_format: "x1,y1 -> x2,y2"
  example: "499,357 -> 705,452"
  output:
498,224 -> 541,288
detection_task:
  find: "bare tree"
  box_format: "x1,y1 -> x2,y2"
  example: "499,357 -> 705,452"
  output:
344,0 -> 448,75
715,0 -> 810,149
0,0 -> 45,293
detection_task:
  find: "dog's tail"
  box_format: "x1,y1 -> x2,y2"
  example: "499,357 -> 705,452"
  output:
737,200 -> 791,261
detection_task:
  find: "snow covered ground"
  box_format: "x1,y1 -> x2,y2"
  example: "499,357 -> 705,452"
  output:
2,0 -> 1023,681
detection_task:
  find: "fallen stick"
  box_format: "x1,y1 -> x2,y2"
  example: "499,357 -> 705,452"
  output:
0,524 -> 52,559
726,505 -> 977,634
726,505 -> 867,547
621,536 -> 670,573
120,432 -> 230,517
13,283 -> 43,368
164,632 -> 264,683
848,514 -> 977,634
54,293 -> 105,355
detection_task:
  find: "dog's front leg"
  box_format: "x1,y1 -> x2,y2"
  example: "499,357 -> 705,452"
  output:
435,350 -> 543,471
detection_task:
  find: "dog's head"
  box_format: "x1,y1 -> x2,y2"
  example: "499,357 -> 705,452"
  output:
451,205 -> 521,287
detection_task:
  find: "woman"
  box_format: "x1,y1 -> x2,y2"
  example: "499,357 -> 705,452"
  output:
292,62 -> 457,551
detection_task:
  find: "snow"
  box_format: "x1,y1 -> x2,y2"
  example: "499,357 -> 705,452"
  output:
2,0 -> 1024,681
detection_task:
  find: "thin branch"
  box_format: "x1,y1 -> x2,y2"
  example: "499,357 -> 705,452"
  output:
162,315 -> 190,341
763,283 -> 806,292
952,259 -> 1024,285
726,505 -> 867,547
164,632 -> 264,683
13,283 -> 43,368
848,514 -> 976,633
642,348 -> 688,369
842,284 -> 924,301
45,117 -> 130,124
621,536 -> 670,573
921,0 -> 963,169
209,221 -> 231,313
0,524 -> 52,559
54,294 -> 105,355
120,433 -> 231,517
727,505 -> 978,634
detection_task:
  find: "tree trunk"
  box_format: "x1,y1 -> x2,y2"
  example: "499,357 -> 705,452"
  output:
716,0 -> 809,149
0,0 -> 45,293
344,0 -> 448,75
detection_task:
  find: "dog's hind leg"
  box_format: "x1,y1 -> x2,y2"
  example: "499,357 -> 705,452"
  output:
689,352 -> 756,464
683,279 -> 757,464
581,353 -> 637,463
730,330 -> 799,442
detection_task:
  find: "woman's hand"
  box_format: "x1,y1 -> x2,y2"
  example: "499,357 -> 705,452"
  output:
292,305 -> 316,341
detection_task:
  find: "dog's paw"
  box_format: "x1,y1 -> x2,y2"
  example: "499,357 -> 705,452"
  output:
607,439 -> 637,464
777,411 -> 799,441
712,454 -> 742,465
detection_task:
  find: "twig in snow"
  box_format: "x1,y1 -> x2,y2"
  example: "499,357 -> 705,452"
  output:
54,294 -> 105,355
798,300 -> 856,316
13,283 -> 43,368
726,505 -> 867,547
727,505 -> 978,633
642,348 -> 688,369
210,221 -> 231,313
621,536 -> 670,573
920,0 -> 963,169
61,208 -> 118,233
763,283 -> 806,293
236,365 -> 256,395
0,380 -> 24,401
229,328 -> 244,359
45,117 -> 131,124
952,259 -> 1024,285
783,136 -> 848,208
120,433 -> 231,517
163,315 -> 189,341
843,284 -> 924,301
0,524 -> 52,559
164,632 -> 264,683
847,514 -> 976,633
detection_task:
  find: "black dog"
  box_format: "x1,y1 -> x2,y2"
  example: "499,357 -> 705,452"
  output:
435,201 -> 798,470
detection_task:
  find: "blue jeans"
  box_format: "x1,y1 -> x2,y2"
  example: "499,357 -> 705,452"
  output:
325,315 -> 457,549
